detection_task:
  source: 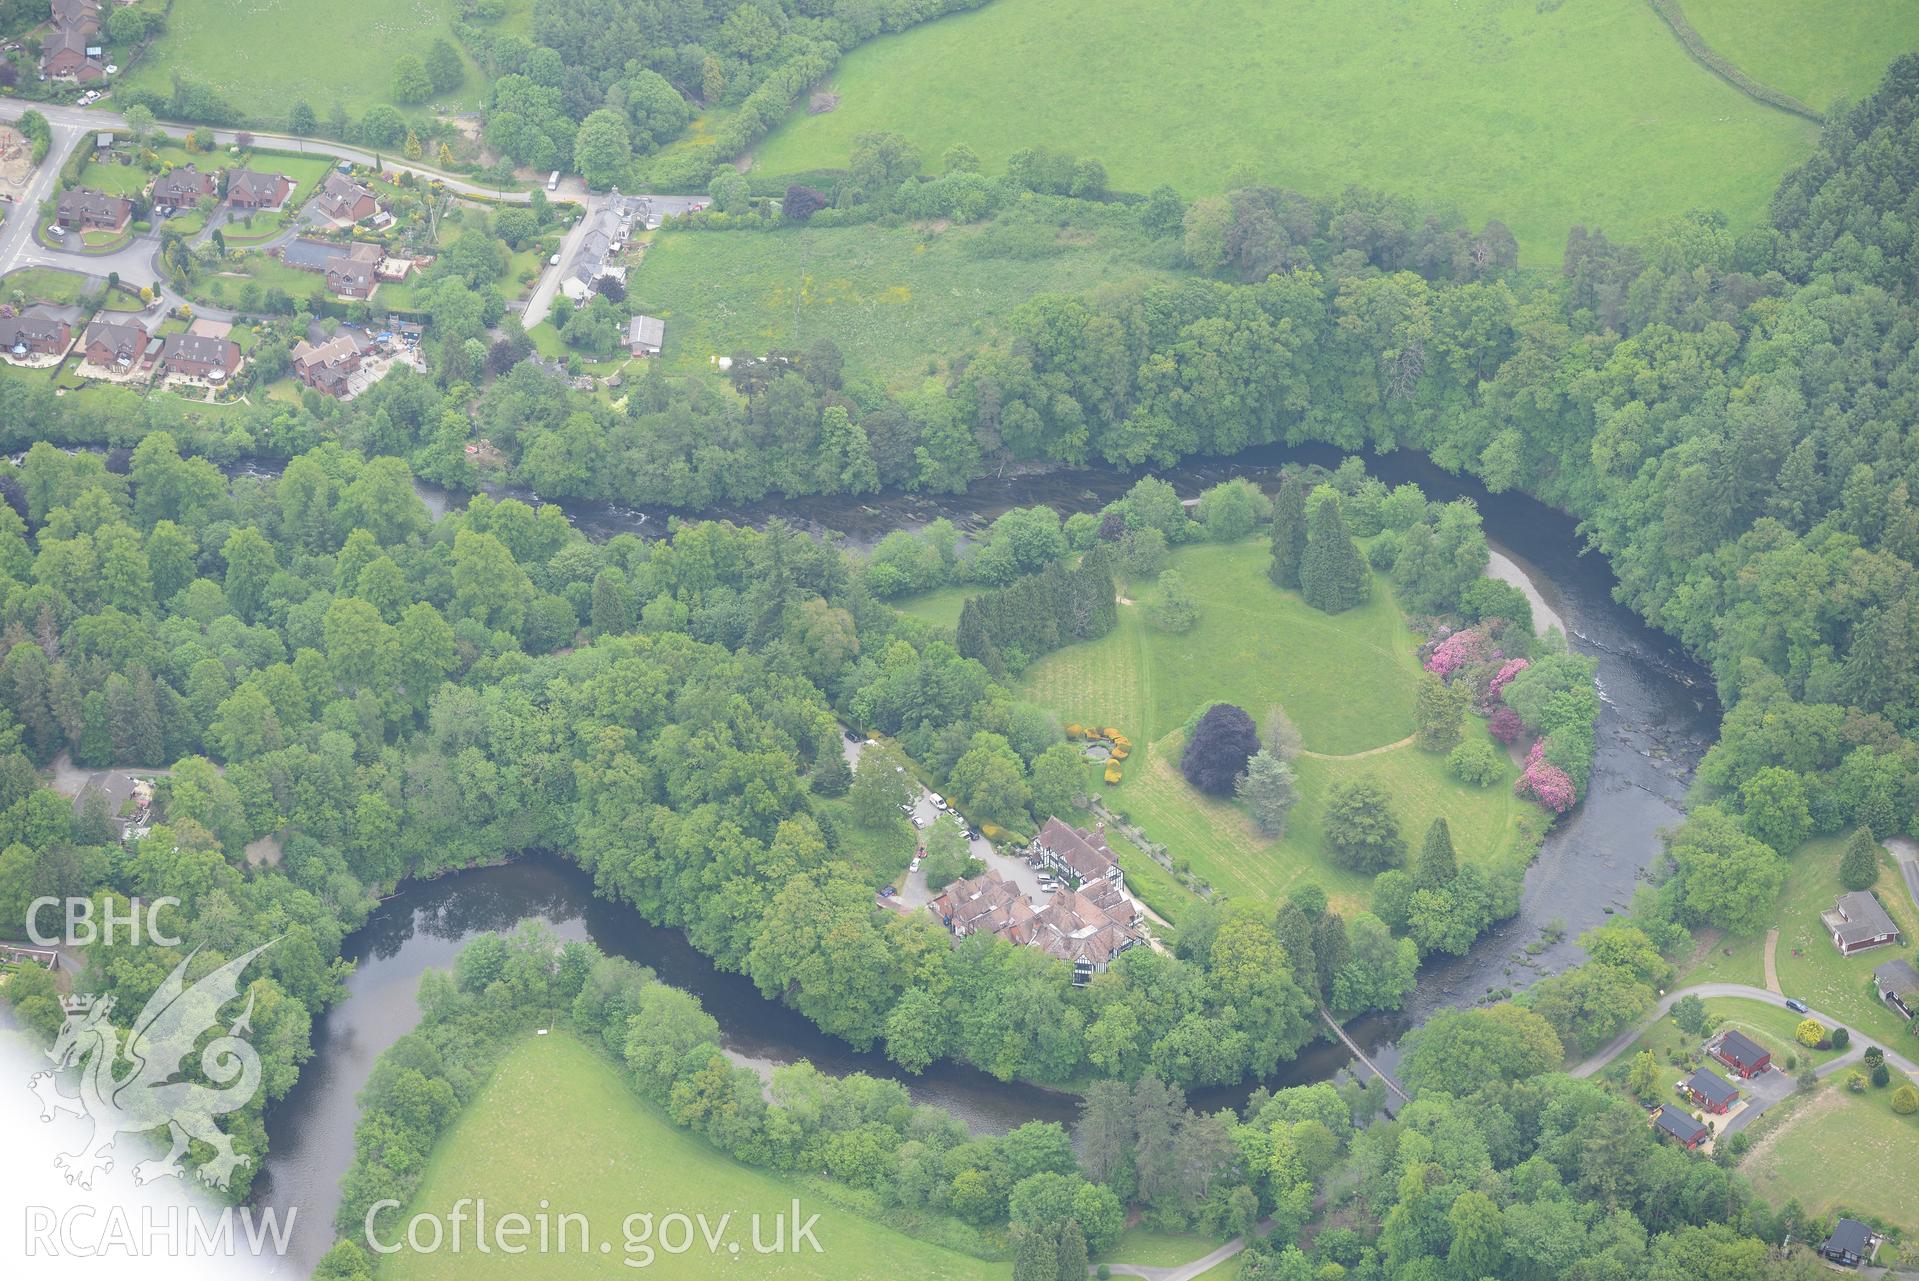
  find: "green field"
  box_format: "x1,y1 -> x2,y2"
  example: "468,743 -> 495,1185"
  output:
1689,836 -> 1919,1051
1743,1079 -> 1919,1239
1683,0 -> 1919,113
630,215 -> 1177,383
118,0 -> 495,124
1012,541 -> 1535,911
750,0 -> 1822,263
380,1032 -> 1001,1281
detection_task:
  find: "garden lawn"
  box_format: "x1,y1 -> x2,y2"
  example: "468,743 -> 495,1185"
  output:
75,157 -> 158,197
1742,1078 -> 1919,1239
1593,996 -> 1844,1092
893,585 -> 975,631
750,0 -> 1818,264
118,0 -> 493,125
1015,541 -> 1535,911
814,795 -> 916,885
378,1031 -> 1000,1281
1681,0 -> 1919,113
1099,1228 -> 1222,1268
0,268 -> 95,305
1687,835 -> 1919,1052
630,215 -> 1178,384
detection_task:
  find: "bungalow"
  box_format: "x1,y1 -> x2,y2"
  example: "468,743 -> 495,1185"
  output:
1649,1105 -> 1709,1150
1819,1217 -> 1880,1269
1825,890 -> 1902,956
55,187 -> 130,233
1680,1066 -> 1739,1115
289,332 -> 365,396
41,26 -> 103,81
151,164 -> 217,214
71,770 -> 154,842
226,170 -> 292,211
81,317 -> 151,372
627,314 -> 665,357
0,309 -> 72,360
1708,1028 -> 1772,1079
322,243 -> 381,300
160,332 -> 242,383
312,172 -> 379,224
1875,957 -> 1919,1020
1032,816 -> 1123,887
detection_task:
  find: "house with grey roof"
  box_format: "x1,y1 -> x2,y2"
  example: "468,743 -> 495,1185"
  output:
627,314 -> 664,356
1824,890 -> 1902,956
55,186 -> 130,233
1876,957 -> 1919,1019
160,332 -> 242,383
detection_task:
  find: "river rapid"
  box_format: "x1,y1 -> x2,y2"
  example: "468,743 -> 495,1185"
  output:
245,444 -> 1721,1272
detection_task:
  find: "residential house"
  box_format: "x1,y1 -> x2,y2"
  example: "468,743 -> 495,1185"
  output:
290,332 -> 365,396
1707,1029 -> 1772,1079
150,164 -> 216,214
160,332 -> 242,383
40,25 -> 102,81
1032,817 -> 1123,887
627,314 -> 665,357
0,309 -> 72,360
928,870 -> 1037,941
0,940 -> 60,970
80,317 -> 151,373
71,770 -> 154,842
1825,890 -> 1903,956
1819,1218 -> 1879,1268
1649,1105 -> 1709,1150
560,205 -> 622,304
1679,1066 -> 1739,1115
312,172 -> 379,224
55,186 -> 130,233
226,170 -> 292,210
1025,888 -> 1143,983
322,243 -> 381,299
1875,957 -> 1919,1020
50,0 -> 101,35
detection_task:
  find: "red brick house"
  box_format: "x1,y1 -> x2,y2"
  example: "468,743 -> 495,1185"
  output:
323,243 -> 381,299
1707,1029 -> 1772,1079
81,318 -> 151,371
55,187 -> 130,233
50,0 -> 102,36
160,333 -> 242,382
290,333 -> 364,396
312,173 -> 380,224
0,309 -> 72,359
1650,1105 -> 1709,1150
1825,890 -> 1902,956
40,24 -> 102,81
226,170 -> 292,210
1680,1066 -> 1739,1115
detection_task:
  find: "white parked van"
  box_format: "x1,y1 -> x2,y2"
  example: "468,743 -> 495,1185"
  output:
546,171 -> 560,191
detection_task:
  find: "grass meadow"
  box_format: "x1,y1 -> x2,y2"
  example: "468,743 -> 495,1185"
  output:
379,1032 -> 1002,1281
750,0 -> 1821,264
629,214 -> 1178,384
1681,0 -> 1919,113
119,0 -> 505,124
1002,540 -> 1534,913
1742,1079 -> 1919,1241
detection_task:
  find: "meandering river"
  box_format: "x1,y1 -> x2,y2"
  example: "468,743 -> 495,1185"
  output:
246,445 -> 1721,1272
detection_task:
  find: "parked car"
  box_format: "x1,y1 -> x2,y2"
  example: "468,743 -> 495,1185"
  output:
898,802 -> 913,814
929,794 -> 945,808
1784,997 -> 1810,1014
909,858 -> 921,873
910,815 -> 924,829
844,728 -> 862,742
878,886 -> 896,898
965,829 -> 981,841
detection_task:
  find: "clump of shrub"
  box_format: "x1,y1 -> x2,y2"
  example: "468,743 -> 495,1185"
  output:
1448,737 -> 1502,787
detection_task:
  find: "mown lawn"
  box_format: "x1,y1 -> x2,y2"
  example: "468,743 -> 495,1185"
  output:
630,214 -> 1179,384
1593,996 -> 1844,1092
1681,0 -> 1919,113
1743,1078 -> 1919,1239
381,1032 -> 1002,1281
894,585 -> 974,631
1014,540 -> 1536,912
1688,835 -> 1919,1052
0,268 -> 96,305
119,0 -> 495,124
1099,1228 -> 1221,1268
750,0 -> 1819,263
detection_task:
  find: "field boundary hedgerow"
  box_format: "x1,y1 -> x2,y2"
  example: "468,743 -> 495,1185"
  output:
1643,0 -> 1824,121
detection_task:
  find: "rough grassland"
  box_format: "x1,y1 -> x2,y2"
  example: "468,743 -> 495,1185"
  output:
119,0 -> 493,123
1015,541 -> 1532,911
1687,836 -> 1919,1051
750,0 -> 1816,264
1681,0 -> 1919,113
380,1033 -> 1000,1281
1743,1081 -> 1919,1238
631,217 -> 1177,384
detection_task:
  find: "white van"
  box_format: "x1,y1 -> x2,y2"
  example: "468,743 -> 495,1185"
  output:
546,171 -> 560,191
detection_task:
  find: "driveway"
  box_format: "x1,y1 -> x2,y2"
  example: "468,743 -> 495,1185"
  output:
1717,1060 -> 1796,1137
0,114 -> 82,278
1572,982 -> 1919,1081
521,194 -> 600,328
1890,837 -> 1919,914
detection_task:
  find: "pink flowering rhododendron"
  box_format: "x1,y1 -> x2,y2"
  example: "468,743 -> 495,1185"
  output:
1488,658 -> 1529,698
1488,706 -> 1524,743
1424,627 -> 1491,678
1515,741 -> 1576,813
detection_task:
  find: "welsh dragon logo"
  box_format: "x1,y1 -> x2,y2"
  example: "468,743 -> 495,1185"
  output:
27,941 -> 274,1191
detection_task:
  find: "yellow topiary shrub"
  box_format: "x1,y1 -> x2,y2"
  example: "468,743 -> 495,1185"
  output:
1101,727 -> 1123,741
1110,748 -> 1129,761
980,822 -> 1006,841
1103,764 -> 1123,784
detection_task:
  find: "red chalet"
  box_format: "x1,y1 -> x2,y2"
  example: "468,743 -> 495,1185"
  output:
1708,1029 -> 1771,1079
